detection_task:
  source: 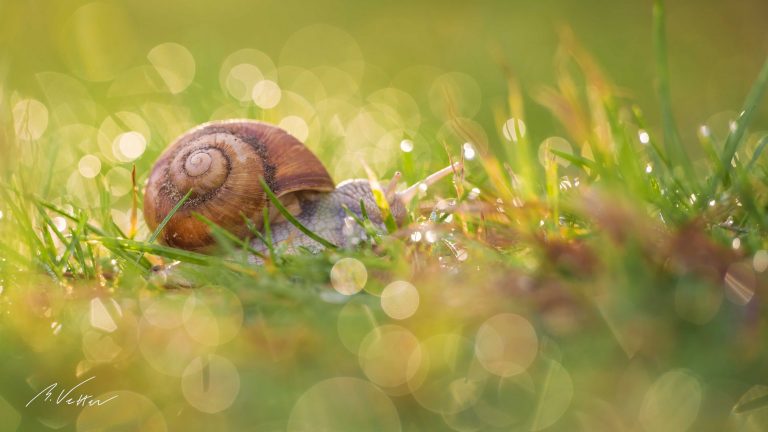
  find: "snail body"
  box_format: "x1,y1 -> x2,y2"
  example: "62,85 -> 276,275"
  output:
143,120 -> 456,256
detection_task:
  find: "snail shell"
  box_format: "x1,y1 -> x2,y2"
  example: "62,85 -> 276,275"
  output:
143,120 -> 334,250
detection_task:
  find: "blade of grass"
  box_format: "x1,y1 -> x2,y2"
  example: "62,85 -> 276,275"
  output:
709,57 -> 768,193
1,188 -> 57,274
550,150 -> 597,173
36,198 -> 152,270
243,211 -> 277,263
71,212 -> 92,278
744,135 -> 768,173
98,237 -> 259,276
259,177 -> 337,249
130,165 -> 139,239
136,188 -> 194,264
147,189 -> 193,244
99,237 -> 218,266
193,212 -> 267,260
653,0 -> 696,185
342,203 -> 381,242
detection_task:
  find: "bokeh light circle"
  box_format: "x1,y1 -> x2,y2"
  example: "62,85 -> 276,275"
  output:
138,315 -> 211,377
105,167 -> 132,197
538,137 -> 572,167
252,80 -> 282,109
76,390 -> 166,431
13,98 -> 48,141
287,377 -> 401,432
219,49 -> 277,102
278,115 -> 310,142
337,297 -> 379,354
724,262 -> 756,305
429,72 -> 482,120
60,2 -> 139,82
529,360 -> 574,431
380,281 -> 419,320
358,325 -> 422,390
411,334 -> 485,415
753,250 -> 768,272
147,42 -> 196,94
181,354 -> 241,414
475,313 -> 538,377
78,155 -> 102,178
279,25 -> 365,83
182,285 -> 244,347
330,258 -> 368,295
502,118 -> 527,142
638,369 -> 702,432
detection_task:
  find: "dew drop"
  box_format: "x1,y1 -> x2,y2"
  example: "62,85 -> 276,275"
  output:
699,125 -> 711,138
638,129 -> 650,144
462,142 -> 476,160
52,216 -> 67,232
400,139 -> 414,153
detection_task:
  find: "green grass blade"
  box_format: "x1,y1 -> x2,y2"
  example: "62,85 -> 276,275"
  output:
744,136 -> 768,173
147,189 -> 193,243
710,57 -> 768,192
36,198 -> 153,270
99,237 -> 217,266
550,150 -> 597,172
259,177 -> 338,250
343,204 -> 381,241
653,0 -> 695,185
193,212 -> 267,260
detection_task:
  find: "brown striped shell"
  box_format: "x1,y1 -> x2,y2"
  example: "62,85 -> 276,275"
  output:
143,120 -> 334,250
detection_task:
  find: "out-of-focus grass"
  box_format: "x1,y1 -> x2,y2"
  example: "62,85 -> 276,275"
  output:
1,1 -> 768,431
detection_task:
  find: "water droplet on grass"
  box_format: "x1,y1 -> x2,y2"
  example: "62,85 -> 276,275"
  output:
463,142 -> 476,160
400,139 -> 414,153
468,187 -> 480,200
638,129 -> 650,144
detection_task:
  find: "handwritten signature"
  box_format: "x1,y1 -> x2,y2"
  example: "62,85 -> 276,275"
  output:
26,376 -> 118,408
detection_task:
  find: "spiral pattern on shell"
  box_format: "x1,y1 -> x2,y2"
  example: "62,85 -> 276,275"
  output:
143,120 -> 334,250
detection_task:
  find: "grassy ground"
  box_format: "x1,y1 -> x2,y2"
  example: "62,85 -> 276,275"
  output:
1,1 -> 768,431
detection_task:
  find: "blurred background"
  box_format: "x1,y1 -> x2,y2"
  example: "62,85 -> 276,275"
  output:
2,0 -> 767,181
2,1 -> 768,431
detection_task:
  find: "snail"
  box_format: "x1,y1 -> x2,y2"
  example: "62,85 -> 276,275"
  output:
143,120 -> 460,256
